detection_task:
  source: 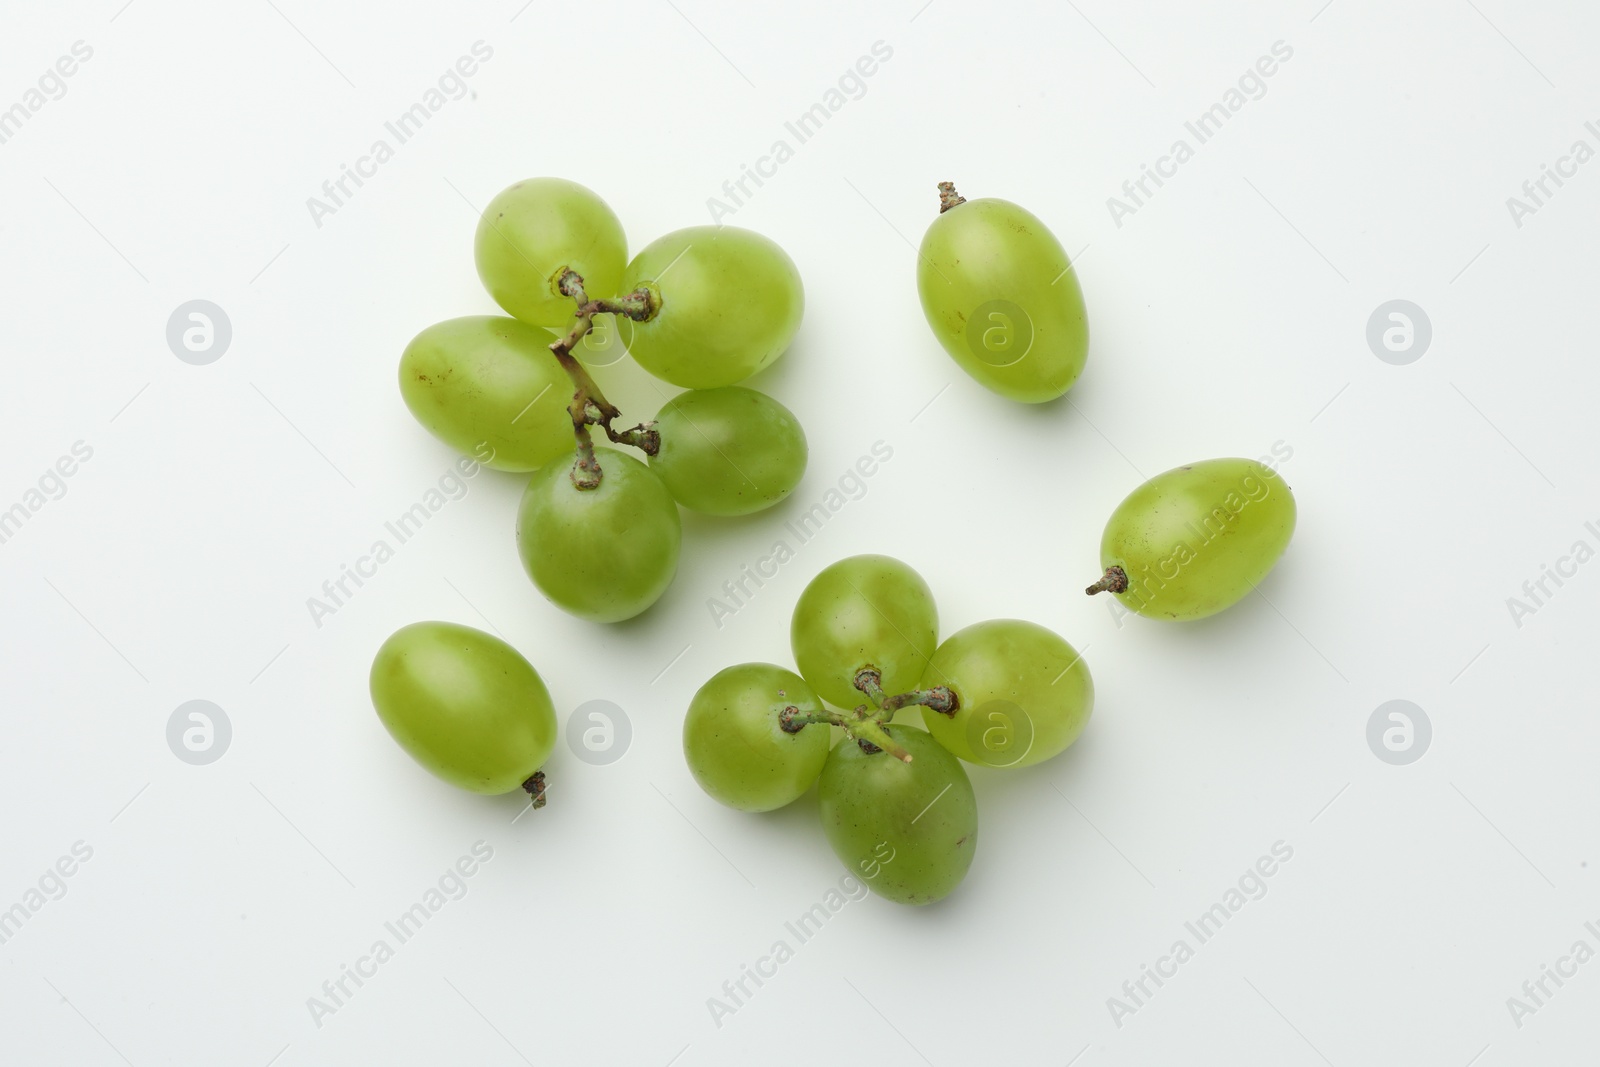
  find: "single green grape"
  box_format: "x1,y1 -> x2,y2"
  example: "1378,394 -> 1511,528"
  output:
398,316 -> 572,472
818,726 -> 977,905
917,188 -> 1088,403
790,555 -> 938,709
1091,458 -> 1297,621
516,448 -> 682,622
921,619 -> 1093,768
649,387 -> 807,516
369,621 -> 556,794
618,226 -> 803,388
475,177 -> 628,328
682,663 -> 830,812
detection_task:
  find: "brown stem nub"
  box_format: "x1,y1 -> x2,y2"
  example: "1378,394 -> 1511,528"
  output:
522,771 -> 548,810
881,686 -> 959,717
549,271 -> 660,489
1085,565 -> 1129,596
937,181 -> 966,213
853,666 -> 886,707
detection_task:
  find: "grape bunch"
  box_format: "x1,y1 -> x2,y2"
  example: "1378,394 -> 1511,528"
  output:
401,177 -> 809,623
683,554 -> 1094,905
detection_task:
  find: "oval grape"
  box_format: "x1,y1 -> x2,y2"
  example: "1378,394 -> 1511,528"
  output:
682,663 -> 830,812
398,316 -> 572,472
917,194 -> 1088,403
791,555 -> 938,709
369,621 -> 556,794
516,448 -> 682,622
1094,458 -> 1297,621
818,726 -> 977,905
649,387 -> 807,516
921,619 -> 1093,768
475,177 -> 628,328
619,226 -> 803,388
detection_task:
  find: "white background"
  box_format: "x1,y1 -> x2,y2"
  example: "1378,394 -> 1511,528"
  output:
2,0 -> 1597,1063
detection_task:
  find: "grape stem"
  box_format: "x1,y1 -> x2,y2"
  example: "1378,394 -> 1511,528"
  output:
522,770 -> 548,810
549,270 -> 662,490
1085,566 -> 1129,596
779,702 -> 914,764
937,181 -> 966,213
852,666 -> 958,717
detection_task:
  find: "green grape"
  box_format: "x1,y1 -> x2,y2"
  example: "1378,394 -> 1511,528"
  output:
398,316 -> 573,472
649,387 -> 807,516
516,448 -> 682,622
475,177 -> 628,328
369,621 -> 556,794
917,189 -> 1088,403
1090,458 -> 1297,621
618,226 -> 803,388
682,663 -> 830,812
791,555 -> 938,709
818,726 -> 977,905
920,620 -> 1093,768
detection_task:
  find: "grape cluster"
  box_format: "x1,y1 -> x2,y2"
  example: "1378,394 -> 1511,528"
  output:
683,554 -> 1093,905
401,177 -> 809,623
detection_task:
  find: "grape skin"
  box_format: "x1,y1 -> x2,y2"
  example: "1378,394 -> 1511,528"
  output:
398,316 -> 572,472
917,197 -> 1088,403
475,177 -> 628,328
683,663 -> 830,812
516,448 -> 682,623
920,619 -> 1093,768
370,622 -> 556,794
818,726 -> 977,905
649,387 -> 807,516
1100,458 -> 1297,620
619,226 -> 804,388
790,555 -> 938,710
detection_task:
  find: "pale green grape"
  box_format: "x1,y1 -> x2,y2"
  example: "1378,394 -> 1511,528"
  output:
649,387 -> 806,516
1092,458 -> 1297,620
370,622 -> 556,794
917,192 -> 1088,403
818,726 -> 977,905
619,226 -> 803,388
475,177 -> 627,328
683,663 -> 829,812
398,316 -> 572,472
516,448 -> 682,622
921,620 -> 1093,768
791,555 -> 937,709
